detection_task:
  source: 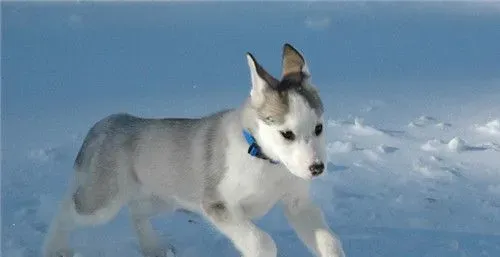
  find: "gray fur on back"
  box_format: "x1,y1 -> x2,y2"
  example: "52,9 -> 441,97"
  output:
73,110 -> 231,214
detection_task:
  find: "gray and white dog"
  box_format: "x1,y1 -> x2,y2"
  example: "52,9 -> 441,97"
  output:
43,44 -> 346,257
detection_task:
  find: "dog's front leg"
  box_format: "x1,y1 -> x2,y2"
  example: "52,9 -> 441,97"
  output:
282,192 -> 345,257
203,201 -> 277,257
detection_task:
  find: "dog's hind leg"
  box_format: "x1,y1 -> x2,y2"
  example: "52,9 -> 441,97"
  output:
128,196 -> 176,257
42,170 -> 126,257
42,188 -> 79,257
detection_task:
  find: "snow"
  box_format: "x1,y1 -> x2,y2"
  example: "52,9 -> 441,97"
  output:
3,2 -> 500,257
447,137 -> 467,152
350,118 -> 386,137
327,141 -> 357,154
476,119 -> 500,136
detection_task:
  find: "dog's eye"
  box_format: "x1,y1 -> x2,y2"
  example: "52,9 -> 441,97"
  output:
280,130 -> 295,141
314,124 -> 323,136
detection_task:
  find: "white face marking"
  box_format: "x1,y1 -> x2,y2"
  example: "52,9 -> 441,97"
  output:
255,93 -> 326,179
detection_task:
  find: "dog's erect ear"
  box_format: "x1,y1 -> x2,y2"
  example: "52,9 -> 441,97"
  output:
246,53 -> 279,107
282,43 -> 311,79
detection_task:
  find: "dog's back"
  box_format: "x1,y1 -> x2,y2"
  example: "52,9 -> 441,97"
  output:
72,110 -> 233,215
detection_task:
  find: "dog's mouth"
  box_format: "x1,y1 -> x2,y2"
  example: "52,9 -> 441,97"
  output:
286,168 -> 317,180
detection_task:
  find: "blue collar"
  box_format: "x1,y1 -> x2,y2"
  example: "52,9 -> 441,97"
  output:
242,130 -> 280,164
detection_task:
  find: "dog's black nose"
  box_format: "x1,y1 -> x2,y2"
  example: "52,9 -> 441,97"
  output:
309,162 -> 325,176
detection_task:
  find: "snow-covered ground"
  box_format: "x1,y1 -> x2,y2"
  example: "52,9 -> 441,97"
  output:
2,2 -> 500,257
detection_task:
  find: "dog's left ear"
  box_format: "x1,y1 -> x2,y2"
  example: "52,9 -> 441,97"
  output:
281,43 -> 311,80
246,53 -> 279,107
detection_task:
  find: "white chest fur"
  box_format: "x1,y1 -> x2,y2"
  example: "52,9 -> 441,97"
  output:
219,163 -> 291,218
220,132 -> 294,219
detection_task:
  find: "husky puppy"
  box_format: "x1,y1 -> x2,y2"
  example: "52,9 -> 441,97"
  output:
43,44 -> 346,257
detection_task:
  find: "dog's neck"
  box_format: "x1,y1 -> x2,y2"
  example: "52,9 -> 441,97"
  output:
239,99 -> 279,164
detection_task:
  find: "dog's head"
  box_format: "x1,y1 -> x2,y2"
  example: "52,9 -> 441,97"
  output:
246,43 -> 326,180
